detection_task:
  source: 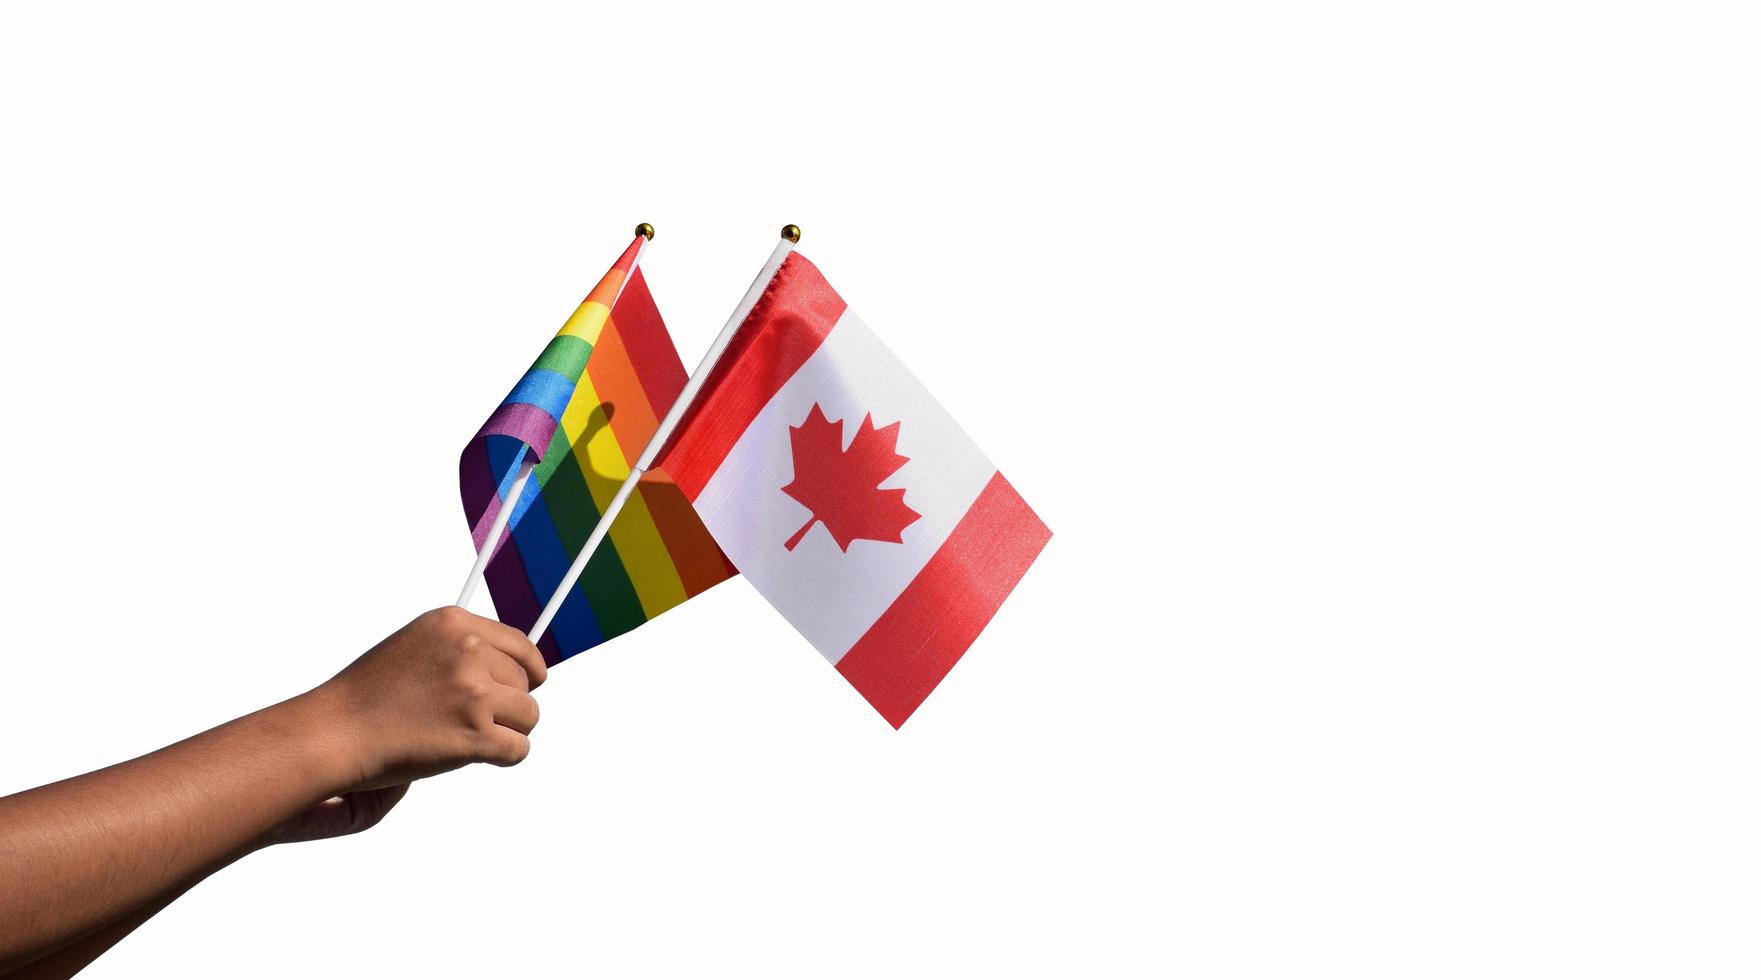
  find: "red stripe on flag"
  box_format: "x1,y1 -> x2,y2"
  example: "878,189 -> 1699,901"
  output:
653,253 -> 845,501
614,270 -> 687,414
835,472 -> 1051,728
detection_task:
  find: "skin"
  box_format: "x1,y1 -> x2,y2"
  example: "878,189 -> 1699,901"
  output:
0,606 -> 546,978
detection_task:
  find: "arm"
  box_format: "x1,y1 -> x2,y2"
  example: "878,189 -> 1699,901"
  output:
0,606 -> 546,975
6,847 -> 242,980
7,787 -> 412,980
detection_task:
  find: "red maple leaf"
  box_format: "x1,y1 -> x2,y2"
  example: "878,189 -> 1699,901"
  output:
781,403 -> 921,552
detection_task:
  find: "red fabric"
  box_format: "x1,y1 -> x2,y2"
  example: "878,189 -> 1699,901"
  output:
835,472 -> 1051,728
652,253 -> 845,500
614,270 -> 687,412
780,405 -> 920,552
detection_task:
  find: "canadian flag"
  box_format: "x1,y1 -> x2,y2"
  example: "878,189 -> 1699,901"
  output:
654,253 -> 1050,727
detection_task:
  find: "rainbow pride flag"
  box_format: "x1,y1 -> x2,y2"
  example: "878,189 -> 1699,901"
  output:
460,235 -> 735,664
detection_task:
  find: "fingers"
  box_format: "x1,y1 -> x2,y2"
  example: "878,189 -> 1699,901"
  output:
449,617 -> 541,770
466,630 -> 545,706
469,614 -> 548,691
478,646 -> 531,692
437,605 -> 546,691
477,726 -> 531,767
466,685 -> 538,768
487,685 -> 540,736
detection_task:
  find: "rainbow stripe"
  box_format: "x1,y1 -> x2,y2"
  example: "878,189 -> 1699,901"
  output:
460,236 -> 735,664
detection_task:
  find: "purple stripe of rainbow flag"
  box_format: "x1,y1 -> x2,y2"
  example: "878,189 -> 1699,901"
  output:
460,236 -> 735,664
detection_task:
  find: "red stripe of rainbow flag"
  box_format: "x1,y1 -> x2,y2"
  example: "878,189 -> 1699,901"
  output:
460,236 -> 734,664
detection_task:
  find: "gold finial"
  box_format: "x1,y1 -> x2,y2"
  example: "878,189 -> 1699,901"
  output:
780,224 -> 801,243
635,222 -> 655,240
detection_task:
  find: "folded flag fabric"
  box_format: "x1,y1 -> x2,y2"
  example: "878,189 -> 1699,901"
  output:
653,252 -> 1051,727
461,236 -> 735,664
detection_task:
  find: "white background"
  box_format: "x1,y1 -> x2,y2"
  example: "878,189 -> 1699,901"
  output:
0,2 -> 1757,977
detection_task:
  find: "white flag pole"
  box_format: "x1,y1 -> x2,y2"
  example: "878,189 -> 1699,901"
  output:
456,456 -> 533,607
525,225 -> 800,645
455,223 -> 655,610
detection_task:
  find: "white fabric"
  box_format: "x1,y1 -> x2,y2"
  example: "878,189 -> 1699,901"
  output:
691,309 -> 996,663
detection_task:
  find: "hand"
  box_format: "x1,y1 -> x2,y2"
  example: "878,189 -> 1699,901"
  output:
0,607 -> 548,973
301,606 -> 548,795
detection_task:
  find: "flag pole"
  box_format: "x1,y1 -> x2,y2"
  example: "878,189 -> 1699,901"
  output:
455,223 -> 657,610
455,457 -> 532,607
526,224 -> 801,644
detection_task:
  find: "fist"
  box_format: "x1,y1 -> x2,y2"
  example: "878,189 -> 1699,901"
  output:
312,607 -> 547,791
